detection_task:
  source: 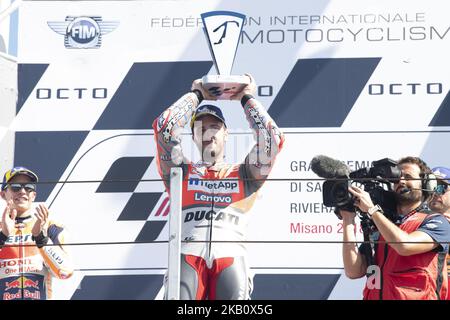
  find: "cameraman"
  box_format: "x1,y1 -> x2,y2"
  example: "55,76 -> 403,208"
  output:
340,157 -> 450,300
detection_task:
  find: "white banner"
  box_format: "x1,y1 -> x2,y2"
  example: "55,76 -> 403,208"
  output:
13,0 -> 450,299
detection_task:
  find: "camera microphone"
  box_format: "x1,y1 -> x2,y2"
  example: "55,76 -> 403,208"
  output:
399,188 -> 411,194
399,187 -> 433,194
311,155 -> 350,178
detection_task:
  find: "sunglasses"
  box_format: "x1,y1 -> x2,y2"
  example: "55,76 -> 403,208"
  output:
434,184 -> 448,195
7,183 -> 36,193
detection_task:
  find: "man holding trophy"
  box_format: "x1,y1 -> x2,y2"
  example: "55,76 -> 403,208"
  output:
153,10 -> 284,300
153,72 -> 284,299
153,12 -> 282,300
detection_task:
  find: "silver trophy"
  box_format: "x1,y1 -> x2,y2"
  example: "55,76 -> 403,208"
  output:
201,11 -> 249,100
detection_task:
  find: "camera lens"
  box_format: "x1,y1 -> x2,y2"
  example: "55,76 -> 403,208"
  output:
332,182 -> 351,206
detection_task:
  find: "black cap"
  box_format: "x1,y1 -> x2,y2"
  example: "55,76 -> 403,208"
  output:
190,104 -> 227,128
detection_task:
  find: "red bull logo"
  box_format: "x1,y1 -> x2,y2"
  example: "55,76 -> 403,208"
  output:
23,278 -> 39,289
3,276 -> 41,300
4,279 -> 21,290
5,276 -> 40,290
3,290 -> 41,300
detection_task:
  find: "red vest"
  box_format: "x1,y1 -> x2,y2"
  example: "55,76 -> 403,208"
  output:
364,212 -> 448,300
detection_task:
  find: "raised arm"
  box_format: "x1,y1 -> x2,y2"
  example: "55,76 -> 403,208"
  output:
152,81 -> 214,190
32,205 -> 73,279
340,209 -> 367,279
232,75 -> 285,188
348,186 -> 448,256
38,222 -> 74,279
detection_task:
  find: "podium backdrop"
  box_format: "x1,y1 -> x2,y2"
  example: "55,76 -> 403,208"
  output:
9,0 -> 450,299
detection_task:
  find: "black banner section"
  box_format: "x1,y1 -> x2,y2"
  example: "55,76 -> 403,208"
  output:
17,64 -> 49,113
94,61 -> 213,130
429,90 -> 450,127
269,58 -> 380,127
96,157 -> 153,193
14,131 -> 88,202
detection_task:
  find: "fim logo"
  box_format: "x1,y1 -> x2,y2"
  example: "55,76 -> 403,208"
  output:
48,16 -> 119,49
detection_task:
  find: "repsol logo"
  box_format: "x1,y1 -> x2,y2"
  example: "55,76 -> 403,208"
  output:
188,178 -> 240,193
184,210 -> 240,225
45,247 -> 64,265
367,82 -> 443,95
6,234 -> 33,243
35,88 -> 108,99
194,192 -> 232,204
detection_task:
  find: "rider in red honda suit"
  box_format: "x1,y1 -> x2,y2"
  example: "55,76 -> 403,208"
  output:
0,167 -> 73,300
153,74 -> 284,299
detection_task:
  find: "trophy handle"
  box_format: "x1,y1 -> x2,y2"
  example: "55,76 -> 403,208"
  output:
202,75 -> 250,100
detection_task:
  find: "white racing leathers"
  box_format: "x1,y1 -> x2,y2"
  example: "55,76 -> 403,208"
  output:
153,92 -> 284,299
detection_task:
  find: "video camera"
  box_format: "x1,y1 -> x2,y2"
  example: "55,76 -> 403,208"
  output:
313,156 -> 401,223
312,156 -> 402,265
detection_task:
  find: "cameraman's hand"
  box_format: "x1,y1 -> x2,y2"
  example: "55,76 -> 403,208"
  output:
348,186 -> 375,213
230,73 -> 257,101
191,79 -> 217,101
340,209 -> 357,224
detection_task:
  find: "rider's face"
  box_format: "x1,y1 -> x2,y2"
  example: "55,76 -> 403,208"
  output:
192,115 -> 228,162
